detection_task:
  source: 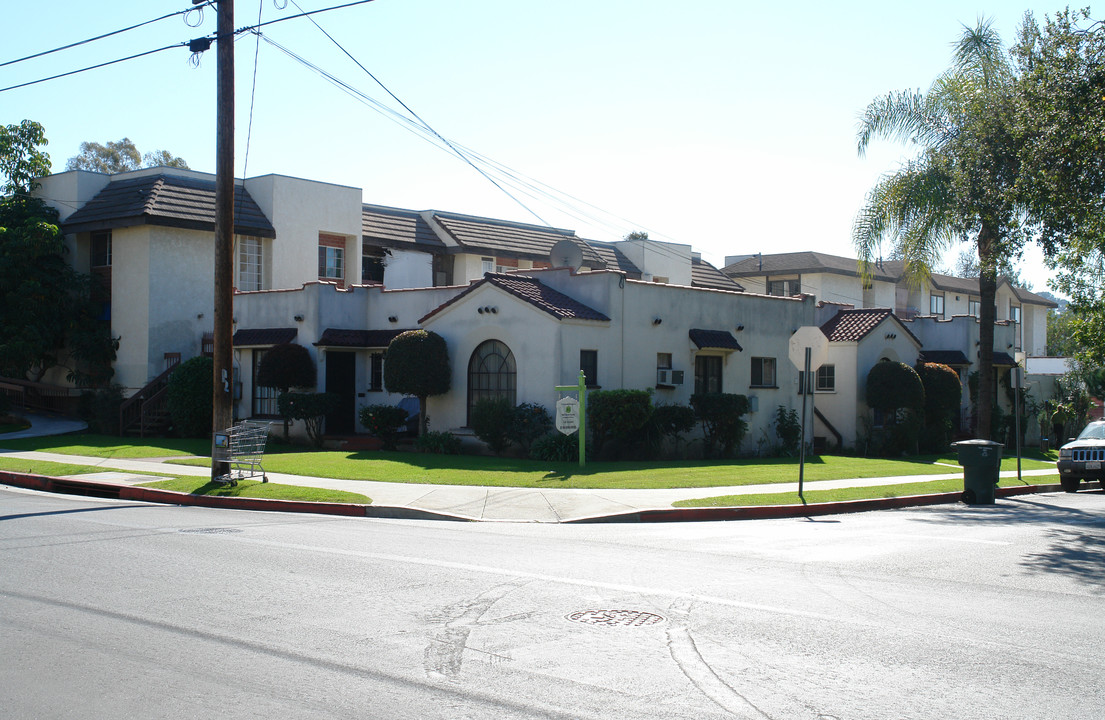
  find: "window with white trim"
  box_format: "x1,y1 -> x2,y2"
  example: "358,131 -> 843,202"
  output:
930,293 -> 944,316
750,357 -> 776,388
238,236 -> 262,291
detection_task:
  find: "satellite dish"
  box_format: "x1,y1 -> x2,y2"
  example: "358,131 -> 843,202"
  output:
550,239 -> 584,271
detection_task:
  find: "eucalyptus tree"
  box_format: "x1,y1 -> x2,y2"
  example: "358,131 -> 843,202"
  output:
853,19 -> 1028,439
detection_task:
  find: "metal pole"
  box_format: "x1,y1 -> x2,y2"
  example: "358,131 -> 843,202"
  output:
1015,364 -> 1022,484
798,347 -> 810,504
577,370 -> 586,468
211,0 -> 234,480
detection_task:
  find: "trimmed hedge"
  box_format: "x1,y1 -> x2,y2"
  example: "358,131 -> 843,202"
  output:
166,356 -> 213,438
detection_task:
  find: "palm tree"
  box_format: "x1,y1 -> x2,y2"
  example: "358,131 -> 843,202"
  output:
853,19 -> 1027,440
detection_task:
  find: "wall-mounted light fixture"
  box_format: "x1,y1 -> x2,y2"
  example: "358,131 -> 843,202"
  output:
735,324 -> 745,332
652,317 -> 662,325
388,315 -> 398,323
197,313 -> 204,320
293,314 -> 304,322
1007,343 -> 1014,349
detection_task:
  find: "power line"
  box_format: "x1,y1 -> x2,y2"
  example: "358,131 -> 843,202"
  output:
0,5 -> 201,69
0,43 -> 186,94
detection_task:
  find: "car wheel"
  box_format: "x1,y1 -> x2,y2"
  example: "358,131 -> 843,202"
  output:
1060,476 -> 1081,493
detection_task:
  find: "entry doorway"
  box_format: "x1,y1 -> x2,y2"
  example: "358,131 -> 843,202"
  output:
325,351 -> 356,435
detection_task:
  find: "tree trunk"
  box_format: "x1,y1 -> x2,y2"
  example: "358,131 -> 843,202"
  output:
976,227 -> 998,440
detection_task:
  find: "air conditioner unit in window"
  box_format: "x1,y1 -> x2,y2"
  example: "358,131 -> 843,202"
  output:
657,369 -> 684,385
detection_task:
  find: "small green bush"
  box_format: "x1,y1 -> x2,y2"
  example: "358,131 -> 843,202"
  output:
509,402 -> 552,451
588,389 -> 653,455
416,430 -> 462,455
774,405 -> 802,455
77,384 -> 125,435
691,392 -> 751,458
278,392 -> 339,447
359,404 -> 410,450
166,356 -> 213,438
917,362 -> 962,452
471,397 -> 515,453
530,431 -> 580,462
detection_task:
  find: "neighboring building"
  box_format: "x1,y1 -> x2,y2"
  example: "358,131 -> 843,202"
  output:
722,251 -> 1055,356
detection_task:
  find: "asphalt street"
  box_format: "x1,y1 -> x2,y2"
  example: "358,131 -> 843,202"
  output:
2,486 -> 1103,719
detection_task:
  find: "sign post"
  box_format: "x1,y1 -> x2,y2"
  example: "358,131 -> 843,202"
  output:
788,326 -> 829,504
555,370 -> 587,467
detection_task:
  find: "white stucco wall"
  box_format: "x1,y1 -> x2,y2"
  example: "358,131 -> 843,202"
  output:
610,239 -> 693,286
381,248 -> 434,289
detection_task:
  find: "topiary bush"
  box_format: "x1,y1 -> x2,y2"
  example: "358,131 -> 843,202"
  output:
690,392 -> 751,458
508,402 -> 552,452
278,392 -> 339,447
257,343 -> 316,441
166,356 -> 213,438
471,396 -> 515,454
359,404 -> 410,450
917,362 -> 963,452
416,430 -> 462,455
587,389 -> 653,456
384,330 -> 450,436
530,431 -> 580,462
866,360 -> 925,454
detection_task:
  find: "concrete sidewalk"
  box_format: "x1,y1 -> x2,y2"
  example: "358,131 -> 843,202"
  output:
0,446 -> 1060,522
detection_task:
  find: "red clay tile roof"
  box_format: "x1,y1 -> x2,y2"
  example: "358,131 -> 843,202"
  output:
420,273 -> 610,324
62,174 -> 275,238
819,308 -> 921,346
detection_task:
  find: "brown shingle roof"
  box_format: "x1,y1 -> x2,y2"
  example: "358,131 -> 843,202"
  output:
723,251 -> 898,282
431,212 -> 605,266
584,240 -> 642,276
62,174 -> 275,238
361,204 -> 443,249
691,257 -> 744,291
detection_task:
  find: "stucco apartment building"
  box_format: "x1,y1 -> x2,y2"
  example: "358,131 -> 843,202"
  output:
33,167 -> 1050,451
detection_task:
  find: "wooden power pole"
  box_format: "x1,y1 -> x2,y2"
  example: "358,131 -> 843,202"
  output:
211,0 -> 235,480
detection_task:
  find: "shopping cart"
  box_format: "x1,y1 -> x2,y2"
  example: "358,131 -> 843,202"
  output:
213,421 -> 271,486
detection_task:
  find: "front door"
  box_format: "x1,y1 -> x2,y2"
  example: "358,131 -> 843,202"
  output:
325,351 -> 356,434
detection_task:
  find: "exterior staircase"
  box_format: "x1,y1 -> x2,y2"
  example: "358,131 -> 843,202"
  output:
118,364 -> 178,436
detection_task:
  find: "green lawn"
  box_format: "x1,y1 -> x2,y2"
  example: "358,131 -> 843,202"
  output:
674,474 -> 1061,507
0,434 -> 211,458
165,448 -> 1056,490
138,477 -> 371,504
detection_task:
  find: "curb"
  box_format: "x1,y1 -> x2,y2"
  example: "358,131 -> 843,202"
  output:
0,469 -> 1077,524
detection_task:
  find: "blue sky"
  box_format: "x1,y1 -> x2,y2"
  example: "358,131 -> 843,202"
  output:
2,1 -> 1076,293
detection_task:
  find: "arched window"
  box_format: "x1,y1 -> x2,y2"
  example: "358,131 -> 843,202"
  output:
467,340 -> 516,424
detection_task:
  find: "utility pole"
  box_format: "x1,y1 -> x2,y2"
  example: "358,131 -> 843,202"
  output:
211,0 -> 234,480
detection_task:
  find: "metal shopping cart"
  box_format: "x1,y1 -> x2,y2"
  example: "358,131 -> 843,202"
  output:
213,421 -> 271,486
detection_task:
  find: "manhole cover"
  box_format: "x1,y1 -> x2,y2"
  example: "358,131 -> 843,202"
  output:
566,610 -> 664,627
179,527 -> 242,535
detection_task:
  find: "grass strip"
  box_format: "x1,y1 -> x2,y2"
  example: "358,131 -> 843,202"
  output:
0,457 -> 166,478
673,474 -> 1061,507
0,434 -> 210,458
139,477 -> 370,504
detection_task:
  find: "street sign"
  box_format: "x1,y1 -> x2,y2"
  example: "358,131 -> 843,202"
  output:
555,396 -> 580,435
788,326 -> 829,370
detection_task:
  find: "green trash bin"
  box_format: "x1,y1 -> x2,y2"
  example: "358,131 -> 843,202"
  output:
951,439 -> 1004,504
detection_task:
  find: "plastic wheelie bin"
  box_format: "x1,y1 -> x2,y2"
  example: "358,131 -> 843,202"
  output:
951,439 -> 1004,504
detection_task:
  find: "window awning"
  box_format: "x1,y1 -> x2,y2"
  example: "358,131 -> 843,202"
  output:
315,328 -> 411,348
919,350 -> 970,367
232,327 -> 297,347
689,328 -> 743,352
991,351 -> 1017,367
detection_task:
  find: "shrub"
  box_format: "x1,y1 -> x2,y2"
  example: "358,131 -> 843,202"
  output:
648,403 -> 697,458
166,356 -> 213,438
77,384 -> 125,434
278,392 -> 339,447
530,431 -> 580,462
416,430 -> 462,455
587,389 -> 653,455
359,404 -> 410,450
509,402 -> 552,451
866,361 -> 925,455
774,405 -> 802,455
0,392 -> 10,417
471,397 -> 515,453
257,343 -> 316,441
690,392 -> 751,458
